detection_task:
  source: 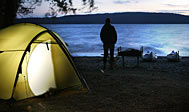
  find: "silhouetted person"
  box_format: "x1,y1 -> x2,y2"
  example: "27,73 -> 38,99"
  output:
100,18 -> 117,69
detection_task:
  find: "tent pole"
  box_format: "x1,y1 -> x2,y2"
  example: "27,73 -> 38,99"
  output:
11,30 -> 49,99
47,30 -> 90,91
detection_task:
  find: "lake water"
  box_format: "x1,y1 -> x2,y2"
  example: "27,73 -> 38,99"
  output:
42,24 -> 189,57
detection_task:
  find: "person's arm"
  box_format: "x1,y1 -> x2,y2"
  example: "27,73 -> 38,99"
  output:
113,26 -> 117,44
100,27 -> 105,43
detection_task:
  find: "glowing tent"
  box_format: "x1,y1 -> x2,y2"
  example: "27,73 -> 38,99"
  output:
0,23 -> 88,100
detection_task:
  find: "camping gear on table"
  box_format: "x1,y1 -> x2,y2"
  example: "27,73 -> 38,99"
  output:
0,23 -> 88,100
118,46 -> 143,67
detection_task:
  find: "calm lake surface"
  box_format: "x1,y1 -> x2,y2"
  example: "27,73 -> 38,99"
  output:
42,24 -> 189,56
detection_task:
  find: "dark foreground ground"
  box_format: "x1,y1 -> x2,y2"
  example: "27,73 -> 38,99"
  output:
0,56 -> 189,112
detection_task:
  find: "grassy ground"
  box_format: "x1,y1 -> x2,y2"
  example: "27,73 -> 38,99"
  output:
0,56 -> 189,112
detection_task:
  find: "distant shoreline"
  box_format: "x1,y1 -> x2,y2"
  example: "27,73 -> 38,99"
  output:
16,12 -> 189,24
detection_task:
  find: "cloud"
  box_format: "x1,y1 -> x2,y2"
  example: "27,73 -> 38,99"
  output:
165,4 -> 178,7
114,0 -> 138,4
159,9 -> 189,12
164,4 -> 189,7
161,4 -> 189,15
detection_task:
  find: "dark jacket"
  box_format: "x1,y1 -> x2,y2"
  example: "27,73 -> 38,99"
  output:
100,24 -> 117,45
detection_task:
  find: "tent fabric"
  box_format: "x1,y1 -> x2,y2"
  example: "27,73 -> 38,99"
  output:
0,23 -> 46,51
0,23 -> 87,100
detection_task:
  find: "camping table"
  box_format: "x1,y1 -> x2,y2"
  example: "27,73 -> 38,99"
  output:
118,47 -> 143,67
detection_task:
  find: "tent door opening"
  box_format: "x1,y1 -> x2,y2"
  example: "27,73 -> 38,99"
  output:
27,43 -> 56,96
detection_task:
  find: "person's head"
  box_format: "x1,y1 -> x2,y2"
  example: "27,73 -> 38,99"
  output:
105,18 -> 111,24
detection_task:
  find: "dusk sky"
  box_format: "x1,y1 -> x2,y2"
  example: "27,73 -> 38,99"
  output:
28,0 -> 189,17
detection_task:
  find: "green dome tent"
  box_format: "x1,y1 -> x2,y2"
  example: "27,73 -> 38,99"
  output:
0,23 -> 88,100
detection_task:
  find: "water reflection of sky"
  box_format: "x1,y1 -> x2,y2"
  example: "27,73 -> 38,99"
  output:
43,24 -> 189,56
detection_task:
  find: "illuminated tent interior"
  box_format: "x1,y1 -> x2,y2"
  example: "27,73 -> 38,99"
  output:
0,23 -> 88,100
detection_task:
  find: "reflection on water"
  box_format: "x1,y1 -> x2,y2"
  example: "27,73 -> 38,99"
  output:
43,24 -> 189,56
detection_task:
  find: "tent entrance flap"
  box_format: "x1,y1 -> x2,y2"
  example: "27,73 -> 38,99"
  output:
27,43 -> 56,96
